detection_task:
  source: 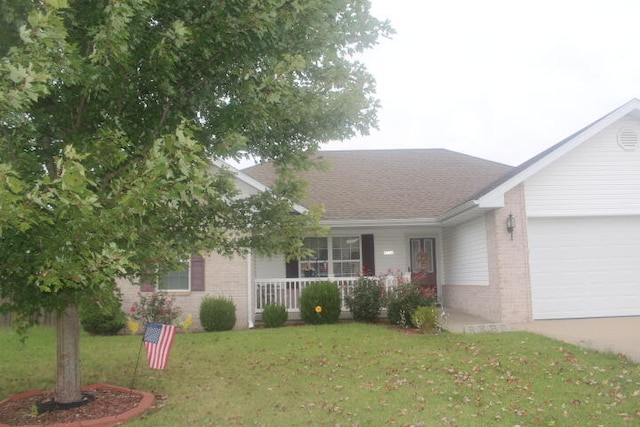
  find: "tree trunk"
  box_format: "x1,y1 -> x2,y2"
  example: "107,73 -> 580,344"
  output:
55,304 -> 82,403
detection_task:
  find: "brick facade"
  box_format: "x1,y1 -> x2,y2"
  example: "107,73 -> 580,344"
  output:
119,252 -> 250,332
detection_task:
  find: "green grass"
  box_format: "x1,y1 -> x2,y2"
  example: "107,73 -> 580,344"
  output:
1,324 -> 638,426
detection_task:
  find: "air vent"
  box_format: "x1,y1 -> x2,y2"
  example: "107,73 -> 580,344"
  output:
617,127 -> 639,151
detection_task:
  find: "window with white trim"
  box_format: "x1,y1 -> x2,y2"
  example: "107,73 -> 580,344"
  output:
300,237 -> 329,277
299,236 -> 361,277
332,236 -> 361,277
159,261 -> 190,291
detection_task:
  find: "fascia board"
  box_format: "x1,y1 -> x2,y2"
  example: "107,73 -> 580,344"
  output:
211,160 -> 308,214
477,99 -> 640,209
322,218 -> 441,228
437,200 -> 483,226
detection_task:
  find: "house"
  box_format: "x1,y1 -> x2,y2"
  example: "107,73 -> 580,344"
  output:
119,99 -> 640,329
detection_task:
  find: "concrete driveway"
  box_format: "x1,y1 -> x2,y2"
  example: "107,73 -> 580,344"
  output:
443,309 -> 640,363
511,317 -> 640,363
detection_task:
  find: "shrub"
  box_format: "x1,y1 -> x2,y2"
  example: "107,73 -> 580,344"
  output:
200,296 -> 236,331
300,281 -> 341,324
345,276 -> 384,323
411,306 -> 439,334
262,304 -> 288,328
386,281 -> 433,328
130,291 -> 182,326
79,286 -> 126,335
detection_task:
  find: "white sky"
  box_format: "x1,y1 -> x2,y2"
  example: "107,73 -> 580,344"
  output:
317,0 -> 640,167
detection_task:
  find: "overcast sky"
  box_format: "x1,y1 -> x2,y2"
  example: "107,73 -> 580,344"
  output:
316,0 -> 640,167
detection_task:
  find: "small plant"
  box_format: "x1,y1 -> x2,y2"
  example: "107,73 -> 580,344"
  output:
200,296 -> 236,331
386,281 -> 433,328
345,276 -> 384,323
262,304 -> 288,328
300,281 -> 341,324
130,291 -> 182,326
411,306 -> 439,334
80,285 -> 127,335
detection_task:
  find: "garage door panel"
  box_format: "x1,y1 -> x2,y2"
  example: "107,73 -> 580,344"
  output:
529,216 -> 640,319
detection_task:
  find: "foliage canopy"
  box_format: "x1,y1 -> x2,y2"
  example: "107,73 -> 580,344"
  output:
0,0 -> 390,320
0,0 -> 390,401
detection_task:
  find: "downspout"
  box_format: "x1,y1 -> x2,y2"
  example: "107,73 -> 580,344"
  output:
247,251 -> 254,329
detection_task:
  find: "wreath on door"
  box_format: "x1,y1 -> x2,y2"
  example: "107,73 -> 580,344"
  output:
416,251 -> 430,271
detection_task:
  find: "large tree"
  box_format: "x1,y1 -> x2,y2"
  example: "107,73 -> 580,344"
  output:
0,0 -> 390,403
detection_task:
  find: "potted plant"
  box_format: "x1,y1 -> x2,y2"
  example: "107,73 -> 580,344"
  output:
303,264 -> 316,277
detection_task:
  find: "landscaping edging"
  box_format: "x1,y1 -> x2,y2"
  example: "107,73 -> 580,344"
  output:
0,383 -> 155,427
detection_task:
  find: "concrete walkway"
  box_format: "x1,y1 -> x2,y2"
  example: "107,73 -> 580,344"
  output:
442,307 -> 640,363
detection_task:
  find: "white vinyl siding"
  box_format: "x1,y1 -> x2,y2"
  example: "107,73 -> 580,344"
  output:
442,216 -> 489,285
255,254 -> 287,279
525,119 -> 640,217
528,216 -> 640,319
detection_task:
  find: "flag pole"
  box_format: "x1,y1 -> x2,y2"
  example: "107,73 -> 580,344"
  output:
129,325 -> 147,392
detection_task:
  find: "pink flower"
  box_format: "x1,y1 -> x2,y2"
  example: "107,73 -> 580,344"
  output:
130,307 -> 136,313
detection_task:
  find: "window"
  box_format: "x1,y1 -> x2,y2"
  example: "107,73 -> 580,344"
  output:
300,237 -> 329,277
299,236 -> 361,277
141,256 -> 205,292
159,262 -> 190,291
332,236 -> 361,277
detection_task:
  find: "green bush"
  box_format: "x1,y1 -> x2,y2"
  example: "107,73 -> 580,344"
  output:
262,304 -> 288,328
199,296 -> 236,331
345,276 -> 384,323
411,306 -> 439,334
79,286 -> 126,335
300,281 -> 341,324
386,281 -> 433,328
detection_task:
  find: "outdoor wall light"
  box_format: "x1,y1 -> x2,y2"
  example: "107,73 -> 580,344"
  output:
506,212 -> 516,240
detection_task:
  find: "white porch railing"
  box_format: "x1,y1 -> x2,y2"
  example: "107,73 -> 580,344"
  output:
255,276 -> 399,312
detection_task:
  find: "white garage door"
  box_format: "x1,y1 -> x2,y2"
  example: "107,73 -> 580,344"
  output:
528,216 -> 640,319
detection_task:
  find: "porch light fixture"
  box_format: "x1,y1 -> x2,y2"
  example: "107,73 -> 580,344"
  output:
506,212 -> 516,240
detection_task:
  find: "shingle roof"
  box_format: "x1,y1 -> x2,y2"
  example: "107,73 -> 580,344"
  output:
242,149 -> 513,221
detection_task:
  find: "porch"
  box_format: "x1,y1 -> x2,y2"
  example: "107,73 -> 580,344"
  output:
254,276 -> 400,317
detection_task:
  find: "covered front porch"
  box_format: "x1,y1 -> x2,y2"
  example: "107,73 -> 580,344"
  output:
254,275 -> 402,319
252,225 -> 447,320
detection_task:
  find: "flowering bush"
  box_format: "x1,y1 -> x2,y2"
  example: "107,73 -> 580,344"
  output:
130,291 -> 182,326
345,276 -> 385,323
386,281 -> 435,328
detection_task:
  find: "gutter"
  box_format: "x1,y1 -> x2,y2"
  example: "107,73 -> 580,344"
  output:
437,200 -> 479,224
322,218 -> 441,228
247,251 -> 254,329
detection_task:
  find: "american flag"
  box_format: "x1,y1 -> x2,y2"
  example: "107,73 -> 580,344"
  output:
143,323 -> 177,370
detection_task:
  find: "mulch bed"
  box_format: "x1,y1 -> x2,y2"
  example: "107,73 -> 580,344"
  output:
0,387 -> 144,426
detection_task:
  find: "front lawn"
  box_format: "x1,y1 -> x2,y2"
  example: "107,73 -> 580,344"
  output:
1,324 -> 638,426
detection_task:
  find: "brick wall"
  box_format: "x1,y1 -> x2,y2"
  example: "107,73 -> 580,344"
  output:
491,184 -> 532,323
119,252 -> 250,332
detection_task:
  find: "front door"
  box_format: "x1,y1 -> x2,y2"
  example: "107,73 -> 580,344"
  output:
409,238 -> 436,291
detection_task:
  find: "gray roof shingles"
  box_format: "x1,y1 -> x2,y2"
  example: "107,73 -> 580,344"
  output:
242,149 -> 513,221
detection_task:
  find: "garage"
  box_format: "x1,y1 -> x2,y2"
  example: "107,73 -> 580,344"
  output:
528,216 -> 640,319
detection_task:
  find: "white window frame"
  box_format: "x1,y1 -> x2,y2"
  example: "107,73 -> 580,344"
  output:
300,236 -> 362,277
159,261 -> 191,291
